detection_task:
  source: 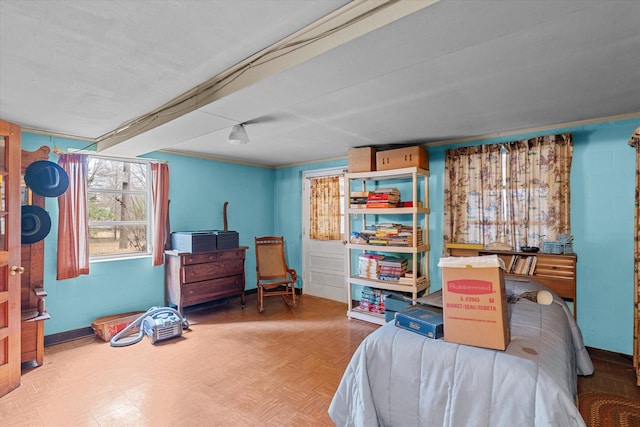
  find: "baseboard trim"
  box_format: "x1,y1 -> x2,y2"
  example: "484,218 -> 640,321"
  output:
43,292 -> 262,346
586,346 -> 633,366
44,327 -> 95,347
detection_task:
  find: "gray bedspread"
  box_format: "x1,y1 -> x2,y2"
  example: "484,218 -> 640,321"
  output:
329,278 -> 594,427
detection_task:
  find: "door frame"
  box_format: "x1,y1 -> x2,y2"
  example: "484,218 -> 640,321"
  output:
301,166 -> 346,299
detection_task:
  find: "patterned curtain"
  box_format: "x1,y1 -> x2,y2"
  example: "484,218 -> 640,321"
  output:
309,175 -> 341,240
443,144 -> 504,246
629,126 -> 640,386
150,162 -> 169,266
506,134 -> 573,247
444,134 -> 572,251
56,154 -> 89,280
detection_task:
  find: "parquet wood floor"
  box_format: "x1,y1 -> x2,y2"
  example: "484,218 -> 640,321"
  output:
1,293 -> 637,426
0,294 -> 377,426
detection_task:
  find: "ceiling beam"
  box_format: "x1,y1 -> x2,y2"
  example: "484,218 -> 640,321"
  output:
96,0 -> 440,152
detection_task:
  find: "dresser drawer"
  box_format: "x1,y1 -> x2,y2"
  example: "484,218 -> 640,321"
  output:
165,247 -> 248,312
181,249 -> 246,265
182,260 -> 244,283
182,275 -> 244,306
535,255 -> 576,280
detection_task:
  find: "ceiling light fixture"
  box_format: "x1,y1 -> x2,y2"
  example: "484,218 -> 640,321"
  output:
228,124 -> 250,145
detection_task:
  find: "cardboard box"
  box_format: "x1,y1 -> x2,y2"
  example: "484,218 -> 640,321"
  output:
91,311 -> 144,342
439,256 -> 510,350
384,293 -> 412,313
376,146 -> 428,171
171,231 -> 216,252
394,305 -> 444,339
348,147 -> 377,172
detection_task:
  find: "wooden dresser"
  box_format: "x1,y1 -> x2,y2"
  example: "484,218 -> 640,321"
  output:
447,246 -> 578,317
164,247 -> 248,313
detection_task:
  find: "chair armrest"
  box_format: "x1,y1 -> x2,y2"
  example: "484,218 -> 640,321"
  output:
288,268 -> 297,282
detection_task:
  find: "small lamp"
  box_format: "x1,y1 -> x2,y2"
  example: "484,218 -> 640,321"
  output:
228,124 -> 250,145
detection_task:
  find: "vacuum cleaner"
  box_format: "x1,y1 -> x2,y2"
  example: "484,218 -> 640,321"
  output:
110,307 -> 189,347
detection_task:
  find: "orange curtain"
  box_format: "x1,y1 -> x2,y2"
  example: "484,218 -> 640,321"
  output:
150,162 -> 169,266
629,127 -> 640,386
309,175 -> 341,240
56,154 -> 89,280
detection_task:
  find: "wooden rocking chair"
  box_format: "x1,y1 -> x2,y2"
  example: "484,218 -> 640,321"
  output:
254,236 -> 297,313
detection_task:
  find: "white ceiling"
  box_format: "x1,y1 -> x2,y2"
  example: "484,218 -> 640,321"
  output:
1,0 -> 639,167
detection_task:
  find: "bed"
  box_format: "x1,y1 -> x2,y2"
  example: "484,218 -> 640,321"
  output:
329,277 -> 594,427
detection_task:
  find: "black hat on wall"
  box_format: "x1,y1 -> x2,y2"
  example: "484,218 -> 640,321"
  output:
24,160 -> 69,197
21,205 -> 52,244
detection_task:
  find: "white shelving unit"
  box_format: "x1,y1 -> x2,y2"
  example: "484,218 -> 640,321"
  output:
344,167 -> 430,325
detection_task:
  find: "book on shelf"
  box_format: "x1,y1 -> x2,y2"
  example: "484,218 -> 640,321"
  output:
379,268 -> 406,276
368,237 -> 390,245
371,187 -> 400,194
366,201 -> 398,208
527,256 -> 537,275
378,256 -> 409,267
365,188 -> 401,208
507,255 -> 538,275
359,287 -> 389,313
398,201 -> 423,208
350,198 -> 368,204
351,191 -> 371,198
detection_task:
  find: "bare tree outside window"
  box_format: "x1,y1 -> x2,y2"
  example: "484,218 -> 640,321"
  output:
87,156 -> 151,258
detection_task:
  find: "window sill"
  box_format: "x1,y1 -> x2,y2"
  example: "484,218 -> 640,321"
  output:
90,254 -> 152,263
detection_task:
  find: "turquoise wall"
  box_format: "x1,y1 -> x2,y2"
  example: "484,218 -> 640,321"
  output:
21,133 -> 274,336
22,115 -> 640,354
273,160 -> 348,276
274,117 -> 638,355
422,118 -> 637,354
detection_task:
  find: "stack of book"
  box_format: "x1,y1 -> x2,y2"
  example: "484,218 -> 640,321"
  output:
358,253 -> 384,279
378,256 -> 408,282
388,225 -> 423,247
507,255 -> 537,275
350,191 -> 370,209
367,223 -> 402,246
366,188 -> 400,208
359,287 -> 389,314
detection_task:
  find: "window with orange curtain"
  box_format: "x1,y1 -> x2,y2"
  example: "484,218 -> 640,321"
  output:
443,134 -> 573,251
309,175 -> 343,240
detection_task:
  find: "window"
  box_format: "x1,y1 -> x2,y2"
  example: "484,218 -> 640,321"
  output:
309,174 -> 344,240
443,134 -> 573,250
87,155 -> 151,259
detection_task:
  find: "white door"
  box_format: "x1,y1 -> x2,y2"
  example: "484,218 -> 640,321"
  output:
302,168 -> 346,302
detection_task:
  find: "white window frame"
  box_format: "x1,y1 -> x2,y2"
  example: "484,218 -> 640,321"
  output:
87,154 -> 153,261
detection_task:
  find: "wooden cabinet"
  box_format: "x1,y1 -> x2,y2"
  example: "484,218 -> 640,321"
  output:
447,246 -> 578,317
164,247 -> 248,313
344,167 -> 430,325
